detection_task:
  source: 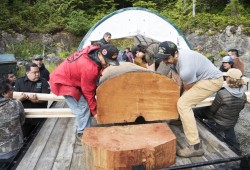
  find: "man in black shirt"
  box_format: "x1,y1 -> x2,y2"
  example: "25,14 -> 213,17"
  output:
15,63 -> 50,108
32,54 -> 50,81
14,63 -> 50,137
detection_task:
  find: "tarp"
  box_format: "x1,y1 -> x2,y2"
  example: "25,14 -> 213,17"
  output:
78,7 -> 191,50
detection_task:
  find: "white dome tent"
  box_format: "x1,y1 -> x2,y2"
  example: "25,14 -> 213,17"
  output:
78,7 -> 191,50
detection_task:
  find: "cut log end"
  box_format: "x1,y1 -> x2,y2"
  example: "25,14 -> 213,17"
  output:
82,123 -> 176,170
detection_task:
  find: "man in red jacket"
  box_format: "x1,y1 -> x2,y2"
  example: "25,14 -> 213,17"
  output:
49,44 -> 119,138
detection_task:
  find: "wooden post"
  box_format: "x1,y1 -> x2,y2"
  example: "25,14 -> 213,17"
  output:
82,123 -> 176,170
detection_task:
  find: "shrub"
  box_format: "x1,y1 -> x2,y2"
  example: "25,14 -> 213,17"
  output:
219,50 -> 227,57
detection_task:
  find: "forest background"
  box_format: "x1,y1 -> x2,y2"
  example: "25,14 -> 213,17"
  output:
0,0 -> 250,61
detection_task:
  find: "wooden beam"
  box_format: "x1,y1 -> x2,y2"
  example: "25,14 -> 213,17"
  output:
24,108 -> 74,118
13,92 -> 65,101
23,92 -> 250,118
194,91 -> 250,108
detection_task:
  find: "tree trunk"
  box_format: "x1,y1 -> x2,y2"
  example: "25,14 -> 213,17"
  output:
193,0 -> 196,17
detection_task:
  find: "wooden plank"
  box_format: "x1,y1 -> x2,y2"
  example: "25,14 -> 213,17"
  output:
96,72 -> 180,124
197,121 -> 238,158
52,118 -> 76,170
34,118 -> 70,169
22,91 -> 249,118
16,118 -> 58,170
82,123 -> 176,170
194,91 -> 250,108
24,108 -> 74,118
169,120 -> 239,168
70,142 -> 84,170
13,92 -> 65,101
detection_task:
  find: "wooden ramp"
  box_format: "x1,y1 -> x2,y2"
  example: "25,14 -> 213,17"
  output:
170,121 -> 240,169
16,105 -> 240,170
16,102 -> 84,170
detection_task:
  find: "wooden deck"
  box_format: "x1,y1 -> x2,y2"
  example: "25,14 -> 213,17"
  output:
16,102 -> 240,170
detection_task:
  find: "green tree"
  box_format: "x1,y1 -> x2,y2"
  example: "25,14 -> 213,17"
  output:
223,0 -> 244,18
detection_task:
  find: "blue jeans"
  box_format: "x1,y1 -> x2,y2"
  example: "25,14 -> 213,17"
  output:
64,95 -> 91,134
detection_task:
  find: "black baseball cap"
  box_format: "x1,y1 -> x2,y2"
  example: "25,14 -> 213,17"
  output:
155,41 -> 178,60
99,44 -> 119,66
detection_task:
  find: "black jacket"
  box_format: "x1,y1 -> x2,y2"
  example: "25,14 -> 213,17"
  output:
206,88 -> 246,126
40,64 -> 50,81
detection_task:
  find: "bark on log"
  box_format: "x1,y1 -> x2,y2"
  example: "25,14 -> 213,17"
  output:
82,123 -> 176,170
96,71 -> 180,124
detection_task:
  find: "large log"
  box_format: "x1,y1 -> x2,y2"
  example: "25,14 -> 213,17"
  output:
96,71 -> 180,124
82,123 -> 176,170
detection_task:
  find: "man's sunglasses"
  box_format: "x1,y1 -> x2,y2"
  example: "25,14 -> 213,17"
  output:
35,59 -> 43,61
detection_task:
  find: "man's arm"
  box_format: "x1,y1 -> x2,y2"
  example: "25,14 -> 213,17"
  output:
81,69 -> 98,116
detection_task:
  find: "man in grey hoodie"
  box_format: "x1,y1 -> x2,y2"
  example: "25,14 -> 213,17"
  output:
199,68 -> 247,151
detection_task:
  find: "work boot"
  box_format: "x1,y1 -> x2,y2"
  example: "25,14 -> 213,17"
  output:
177,141 -> 204,157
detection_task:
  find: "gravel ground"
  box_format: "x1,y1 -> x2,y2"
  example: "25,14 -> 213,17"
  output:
235,92 -> 250,155
229,55 -> 250,156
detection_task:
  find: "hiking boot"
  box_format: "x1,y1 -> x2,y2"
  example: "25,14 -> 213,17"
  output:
177,142 -> 204,157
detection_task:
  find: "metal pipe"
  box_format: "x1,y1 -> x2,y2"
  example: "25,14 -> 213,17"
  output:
156,155 -> 250,170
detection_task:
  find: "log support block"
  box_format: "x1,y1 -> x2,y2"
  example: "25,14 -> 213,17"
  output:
82,123 -> 176,170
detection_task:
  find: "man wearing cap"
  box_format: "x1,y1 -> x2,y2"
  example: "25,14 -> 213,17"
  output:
155,41 -> 223,157
196,68 -> 247,151
49,44 -> 119,139
32,55 -> 50,81
219,56 -> 234,72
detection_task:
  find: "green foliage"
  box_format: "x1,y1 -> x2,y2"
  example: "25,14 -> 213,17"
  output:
219,50 -> 227,57
5,41 -> 44,60
223,0 -> 244,18
133,1 -> 157,10
17,66 -> 26,78
111,38 -> 134,50
45,63 -> 58,73
65,10 -> 91,35
206,53 -> 216,63
58,51 -> 71,59
0,0 -> 250,38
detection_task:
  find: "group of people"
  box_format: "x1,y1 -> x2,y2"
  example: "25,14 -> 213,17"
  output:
0,55 -> 50,169
51,34 -> 248,158
158,42 -> 248,157
0,32 -> 248,169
